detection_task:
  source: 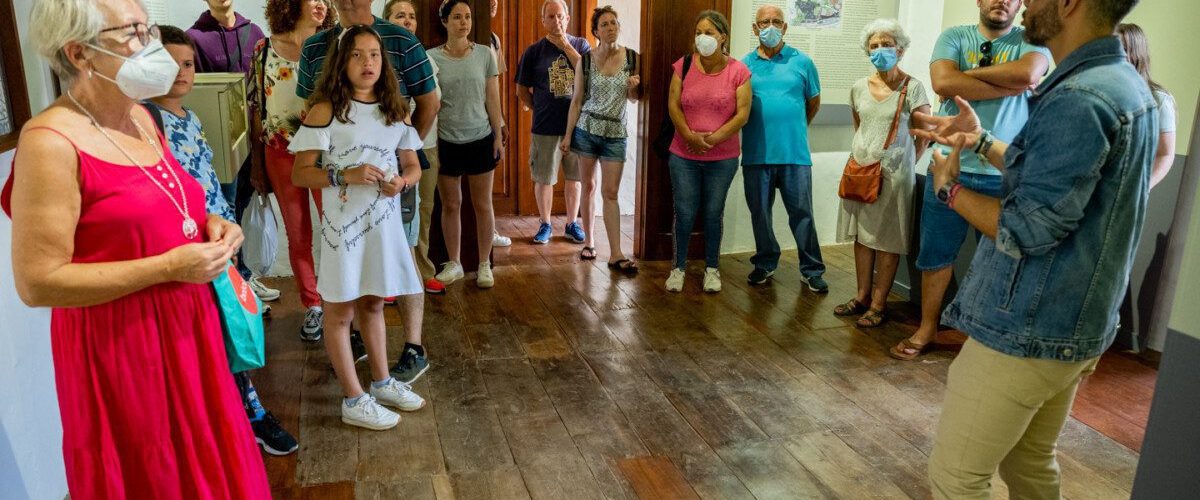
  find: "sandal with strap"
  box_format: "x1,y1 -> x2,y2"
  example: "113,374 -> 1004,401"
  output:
607,259 -> 639,274
889,338 -> 931,361
580,247 -> 597,260
856,309 -> 887,328
833,299 -> 868,316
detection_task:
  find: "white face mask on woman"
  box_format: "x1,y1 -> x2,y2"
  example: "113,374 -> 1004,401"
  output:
694,34 -> 720,57
87,39 -> 180,100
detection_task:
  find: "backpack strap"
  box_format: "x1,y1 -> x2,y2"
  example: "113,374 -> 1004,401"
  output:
141,101 -> 167,136
626,48 -> 636,73
580,51 -> 592,100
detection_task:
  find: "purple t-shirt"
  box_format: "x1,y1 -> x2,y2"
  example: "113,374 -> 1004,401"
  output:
515,35 -> 591,136
669,55 -> 752,161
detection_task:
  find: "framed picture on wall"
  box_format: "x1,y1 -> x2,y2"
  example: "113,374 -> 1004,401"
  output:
0,0 -> 32,151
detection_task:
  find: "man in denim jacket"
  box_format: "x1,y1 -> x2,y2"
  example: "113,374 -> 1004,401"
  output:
912,0 -> 1157,497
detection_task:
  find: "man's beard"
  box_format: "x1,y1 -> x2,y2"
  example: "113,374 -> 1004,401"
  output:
981,10 -> 1014,30
1023,2 -> 1063,46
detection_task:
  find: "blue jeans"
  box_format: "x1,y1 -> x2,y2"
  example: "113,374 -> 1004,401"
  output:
743,164 -> 825,278
916,172 -> 1002,271
669,154 -> 738,269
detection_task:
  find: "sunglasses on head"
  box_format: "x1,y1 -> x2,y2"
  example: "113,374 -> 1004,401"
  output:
979,40 -> 993,67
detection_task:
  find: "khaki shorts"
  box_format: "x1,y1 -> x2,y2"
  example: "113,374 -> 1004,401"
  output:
529,133 -> 581,185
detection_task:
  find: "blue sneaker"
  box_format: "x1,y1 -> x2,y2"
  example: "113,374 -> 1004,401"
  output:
533,222 -> 552,244
390,347 -> 430,384
564,221 -> 586,244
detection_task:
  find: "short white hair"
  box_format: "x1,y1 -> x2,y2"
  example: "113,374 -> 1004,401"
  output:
29,0 -> 146,85
860,18 -> 910,55
541,0 -> 568,17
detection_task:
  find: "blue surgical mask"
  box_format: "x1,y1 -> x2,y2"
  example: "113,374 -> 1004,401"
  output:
870,47 -> 898,71
758,26 -> 783,49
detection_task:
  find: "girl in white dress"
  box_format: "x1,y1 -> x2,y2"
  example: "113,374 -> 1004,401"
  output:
289,25 -> 425,430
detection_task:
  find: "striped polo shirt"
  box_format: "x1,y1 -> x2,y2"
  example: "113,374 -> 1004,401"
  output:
297,17 -> 436,99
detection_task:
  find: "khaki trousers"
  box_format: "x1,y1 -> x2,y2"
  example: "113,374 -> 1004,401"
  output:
929,338 -> 1099,500
415,147 -> 439,280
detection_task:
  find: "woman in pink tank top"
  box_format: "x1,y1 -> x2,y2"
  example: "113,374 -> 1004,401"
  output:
664,10 -> 753,294
1,1 -> 268,498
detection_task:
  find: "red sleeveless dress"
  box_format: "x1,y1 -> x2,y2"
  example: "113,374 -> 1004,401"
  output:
2,127 -> 270,499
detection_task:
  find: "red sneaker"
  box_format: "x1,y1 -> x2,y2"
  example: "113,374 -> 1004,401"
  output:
424,278 -> 446,295
384,296 -> 397,305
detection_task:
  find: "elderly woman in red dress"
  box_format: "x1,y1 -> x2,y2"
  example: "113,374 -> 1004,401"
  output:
2,0 -> 269,497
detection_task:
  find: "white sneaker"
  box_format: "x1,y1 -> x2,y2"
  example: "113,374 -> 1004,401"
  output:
665,268 -> 685,292
249,277 -> 281,302
341,394 -> 400,430
435,261 -> 464,285
492,232 -> 512,247
703,267 -> 722,293
369,378 -> 426,412
477,261 -> 494,289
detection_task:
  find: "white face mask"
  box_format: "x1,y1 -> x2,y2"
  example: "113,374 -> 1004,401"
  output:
694,34 -> 720,57
87,39 -> 180,100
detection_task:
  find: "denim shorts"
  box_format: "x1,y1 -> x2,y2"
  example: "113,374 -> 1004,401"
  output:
570,127 -> 627,162
916,171 -> 1003,270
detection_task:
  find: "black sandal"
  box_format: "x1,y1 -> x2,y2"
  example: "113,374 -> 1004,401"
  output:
607,259 -> 639,274
580,247 -> 597,260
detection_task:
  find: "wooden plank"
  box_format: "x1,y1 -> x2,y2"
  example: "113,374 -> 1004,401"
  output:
616,456 -> 701,500
464,323 -> 526,361
429,360 -> 515,473
1055,419 -> 1139,490
355,397 -> 445,482
716,440 -> 828,498
479,358 -> 556,417
355,478 -> 435,500
782,431 -> 909,499
296,344 -> 359,486
431,469 -> 532,500
815,367 -> 940,454
297,481 -> 355,500
635,347 -> 770,448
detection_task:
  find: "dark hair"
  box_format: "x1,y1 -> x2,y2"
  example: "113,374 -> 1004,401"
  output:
1091,0 -> 1139,26
439,0 -> 471,22
590,5 -> 618,37
1116,23 -> 1165,94
158,25 -> 196,52
308,25 -> 409,126
265,0 -> 336,35
695,10 -> 730,55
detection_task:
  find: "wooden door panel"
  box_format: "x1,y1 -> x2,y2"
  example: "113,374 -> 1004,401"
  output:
636,0 -> 731,260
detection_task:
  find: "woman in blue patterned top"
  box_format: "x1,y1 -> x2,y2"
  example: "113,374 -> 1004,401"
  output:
146,25 -> 300,457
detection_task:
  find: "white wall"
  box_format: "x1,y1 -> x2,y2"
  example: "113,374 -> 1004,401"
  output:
2,0 -> 68,495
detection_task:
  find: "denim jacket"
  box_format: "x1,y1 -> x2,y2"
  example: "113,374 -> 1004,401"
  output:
942,37 -> 1159,362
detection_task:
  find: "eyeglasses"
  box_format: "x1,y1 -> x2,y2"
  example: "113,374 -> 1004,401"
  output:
979,40 -> 993,67
756,19 -> 785,29
99,23 -> 161,47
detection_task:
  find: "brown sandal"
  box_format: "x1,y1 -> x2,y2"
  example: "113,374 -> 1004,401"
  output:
889,338 -> 931,360
856,309 -> 887,328
834,299 -> 868,316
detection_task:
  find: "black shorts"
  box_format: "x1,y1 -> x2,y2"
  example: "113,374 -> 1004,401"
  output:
437,132 -> 499,177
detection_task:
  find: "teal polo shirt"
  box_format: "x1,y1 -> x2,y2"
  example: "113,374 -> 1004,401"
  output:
740,45 -> 821,166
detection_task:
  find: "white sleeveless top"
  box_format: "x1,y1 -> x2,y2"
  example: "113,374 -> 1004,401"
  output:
288,101 -> 424,302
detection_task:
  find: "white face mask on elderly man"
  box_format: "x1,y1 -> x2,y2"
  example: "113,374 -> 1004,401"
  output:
87,39 -> 180,100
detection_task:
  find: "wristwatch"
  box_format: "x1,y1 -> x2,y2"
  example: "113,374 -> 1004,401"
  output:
936,180 -> 962,205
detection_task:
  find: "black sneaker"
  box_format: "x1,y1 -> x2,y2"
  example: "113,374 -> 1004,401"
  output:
747,268 -> 774,285
350,330 -> 368,364
806,275 -> 830,294
300,307 -> 323,342
390,347 -> 430,384
252,412 -> 298,456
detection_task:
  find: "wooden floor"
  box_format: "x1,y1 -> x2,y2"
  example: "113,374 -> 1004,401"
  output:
252,215 -> 1146,500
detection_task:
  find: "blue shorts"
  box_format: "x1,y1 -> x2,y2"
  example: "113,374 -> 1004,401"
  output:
570,127 -> 626,162
916,172 -> 1003,270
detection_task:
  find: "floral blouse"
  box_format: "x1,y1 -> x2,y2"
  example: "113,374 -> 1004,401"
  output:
249,38 -> 304,150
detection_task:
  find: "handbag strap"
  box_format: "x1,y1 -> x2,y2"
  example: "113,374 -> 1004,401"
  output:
883,77 -> 910,148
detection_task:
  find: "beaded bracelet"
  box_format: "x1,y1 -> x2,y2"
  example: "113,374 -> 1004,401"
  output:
327,169 -> 339,187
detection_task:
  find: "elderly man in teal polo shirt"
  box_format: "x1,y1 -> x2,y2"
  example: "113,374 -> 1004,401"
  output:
740,4 -> 827,292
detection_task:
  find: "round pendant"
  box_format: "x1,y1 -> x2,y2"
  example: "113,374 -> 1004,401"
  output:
182,217 -> 199,240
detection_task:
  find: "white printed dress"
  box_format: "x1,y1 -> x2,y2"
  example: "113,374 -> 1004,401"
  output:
288,100 -> 423,303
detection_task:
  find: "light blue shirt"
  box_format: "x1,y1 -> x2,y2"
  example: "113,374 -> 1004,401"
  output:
741,45 -> 820,166
931,25 -> 1050,175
